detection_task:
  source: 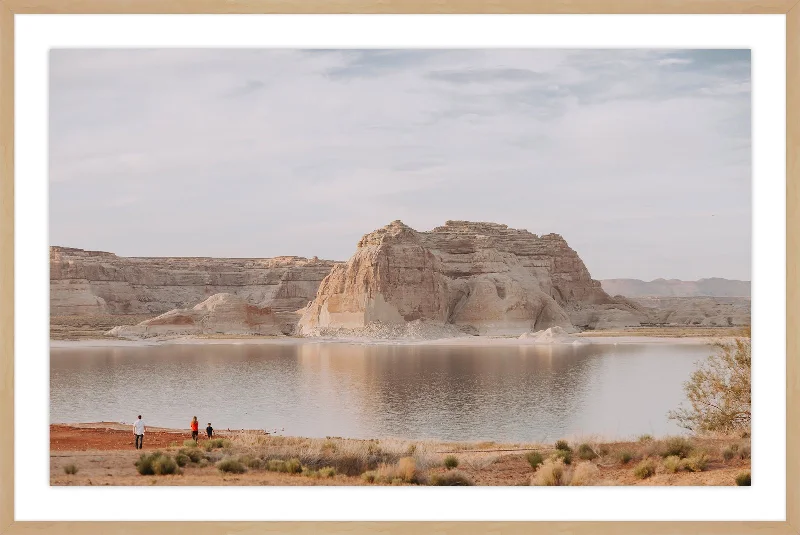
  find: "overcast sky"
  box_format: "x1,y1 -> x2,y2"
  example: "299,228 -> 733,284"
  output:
50,49 -> 751,281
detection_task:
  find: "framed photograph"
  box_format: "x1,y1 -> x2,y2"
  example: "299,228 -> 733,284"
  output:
1,1 -> 797,534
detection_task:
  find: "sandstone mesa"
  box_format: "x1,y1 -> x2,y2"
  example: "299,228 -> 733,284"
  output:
49,220 -> 750,340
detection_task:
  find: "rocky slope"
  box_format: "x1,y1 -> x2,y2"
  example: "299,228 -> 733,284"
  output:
600,278 -> 750,298
50,246 -> 337,318
298,220 -> 647,335
107,293 -> 283,338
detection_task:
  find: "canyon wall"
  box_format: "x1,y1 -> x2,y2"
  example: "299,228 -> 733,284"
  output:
50,246 -> 337,319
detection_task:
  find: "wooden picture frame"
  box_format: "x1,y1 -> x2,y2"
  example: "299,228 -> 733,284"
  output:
0,1 -> 796,533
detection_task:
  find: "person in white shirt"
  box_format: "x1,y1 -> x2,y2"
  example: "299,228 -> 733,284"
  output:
133,415 -> 146,449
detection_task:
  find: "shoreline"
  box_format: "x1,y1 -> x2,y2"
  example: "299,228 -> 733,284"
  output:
50,332 -> 728,349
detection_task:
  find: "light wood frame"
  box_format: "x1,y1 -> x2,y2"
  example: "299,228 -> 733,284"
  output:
0,1 -> 796,533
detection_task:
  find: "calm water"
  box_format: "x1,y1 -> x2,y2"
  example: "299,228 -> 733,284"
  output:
50,342 -> 710,442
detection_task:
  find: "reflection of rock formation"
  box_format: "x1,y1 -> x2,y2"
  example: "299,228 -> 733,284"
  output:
299,220 -> 647,335
50,246 -> 337,316
107,293 -> 284,337
294,342 -> 623,441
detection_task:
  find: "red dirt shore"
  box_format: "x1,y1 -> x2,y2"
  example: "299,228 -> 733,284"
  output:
51,424 -> 201,451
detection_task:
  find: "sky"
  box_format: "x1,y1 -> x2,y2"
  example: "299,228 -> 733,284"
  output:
49,49 -> 751,281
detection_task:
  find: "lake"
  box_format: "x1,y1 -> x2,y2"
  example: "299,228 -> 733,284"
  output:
50,341 -> 711,442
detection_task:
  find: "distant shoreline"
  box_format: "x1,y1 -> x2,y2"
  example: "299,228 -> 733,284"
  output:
49,331 -> 729,349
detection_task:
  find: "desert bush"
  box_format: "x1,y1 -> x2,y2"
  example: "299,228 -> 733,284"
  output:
739,445 -> 751,460
217,458 -> 247,474
63,464 -> 78,475
135,452 -> 179,476
551,449 -> 572,465
265,458 -> 302,474
570,462 -> 599,486
577,443 -> 598,460
618,451 -> 634,464
302,468 -> 321,478
319,466 -> 336,478
533,459 -> 569,486
661,437 -> 693,459
361,471 -> 377,483
683,454 -> 708,472
638,434 -> 654,443
406,444 -> 417,456
669,338 -> 751,433
723,446 -> 737,461
197,458 -> 210,468
735,472 -> 751,486
526,452 -> 544,470
663,455 -> 682,473
444,455 -> 459,470
374,457 -> 418,484
240,455 -> 263,470
554,440 -> 572,452
429,470 -> 474,486
178,447 -> 204,463
204,438 -> 231,450
183,439 -> 198,448
633,459 -> 656,479
174,453 -> 190,467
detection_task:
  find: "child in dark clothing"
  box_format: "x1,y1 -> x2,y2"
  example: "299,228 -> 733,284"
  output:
206,423 -> 213,438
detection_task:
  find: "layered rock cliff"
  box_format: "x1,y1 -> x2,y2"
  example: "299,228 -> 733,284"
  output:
107,293 -> 283,338
50,246 -> 337,317
298,220 -> 646,335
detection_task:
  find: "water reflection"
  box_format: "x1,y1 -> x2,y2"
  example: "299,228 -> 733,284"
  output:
51,342 -> 708,442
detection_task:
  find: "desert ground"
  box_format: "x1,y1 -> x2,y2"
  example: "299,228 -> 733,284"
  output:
51,423 -> 751,487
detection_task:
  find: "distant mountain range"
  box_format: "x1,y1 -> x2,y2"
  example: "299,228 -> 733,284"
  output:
600,278 -> 751,298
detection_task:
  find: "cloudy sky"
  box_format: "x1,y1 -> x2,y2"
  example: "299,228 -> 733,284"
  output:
50,49 -> 751,280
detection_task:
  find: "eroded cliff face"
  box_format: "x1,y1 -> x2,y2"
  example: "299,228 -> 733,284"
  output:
50,246 -> 337,317
107,293 -> 284,338
298,220 -> 643,335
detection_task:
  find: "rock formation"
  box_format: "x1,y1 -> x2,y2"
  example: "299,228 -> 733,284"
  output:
50,246 -> 337,318
107,293 -> 283,338
298,220 -> 647,335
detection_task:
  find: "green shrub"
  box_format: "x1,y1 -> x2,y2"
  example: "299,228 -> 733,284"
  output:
319,466 -> 336,478
663,455 -> 681,473
638,434 -> 653,443
618,451 -> 633,464
361,471 -> 377,483
174,453 -> 190,467
633,459 -> 656,479
302,467 -> 320,478
661,437 -> 693,459
391,478 -> 404,486
683,454 -> 708,472
735,472 -> 751,486
183,439 -> 198,448
265,458 -> 302,474
205,438 -> 231,450
444,455 -> 459,470
197,458 -> 210,468
63,464 -> 78,475
554,440 -> 572,452
406,444 -> 417,456
577,443 -> 598,460
526,452 -> 544,470
429,470 -> 474,486
217,458 -> 247,474
551,449 -> 572,465
178,447 -> 204,463
135,452 -> 180,476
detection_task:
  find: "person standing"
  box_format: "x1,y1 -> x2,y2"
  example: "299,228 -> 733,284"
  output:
206,422 -> 213,439
133,415 -> 145,449
190,416 -> 199,443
